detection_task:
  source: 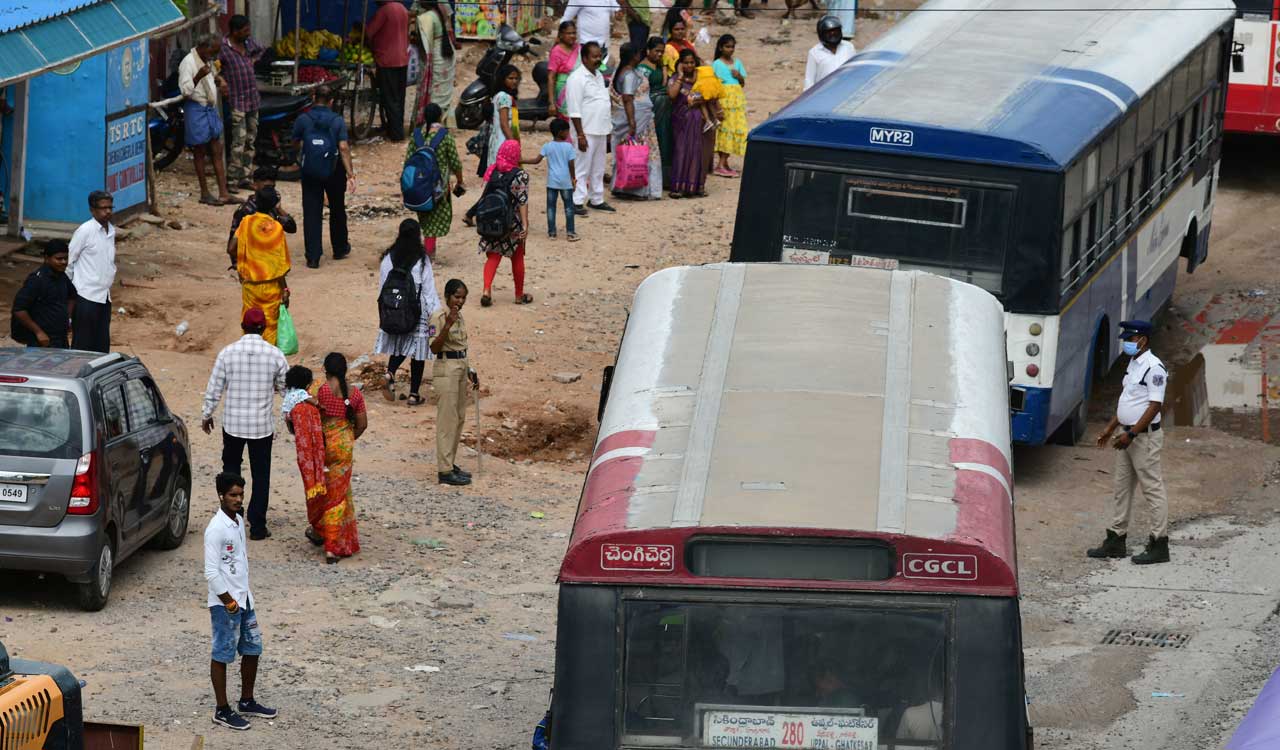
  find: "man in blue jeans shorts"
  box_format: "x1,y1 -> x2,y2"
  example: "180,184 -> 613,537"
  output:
524,119 -> 580,241
204,472 -> 277,730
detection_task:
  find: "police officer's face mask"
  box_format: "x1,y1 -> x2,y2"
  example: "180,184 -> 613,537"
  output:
1122,338 -> 1142,356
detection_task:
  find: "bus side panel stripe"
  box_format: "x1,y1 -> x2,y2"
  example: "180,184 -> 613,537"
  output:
592,430 -> 657,463
949,438 -> 1011,489
580,455 -> 647,526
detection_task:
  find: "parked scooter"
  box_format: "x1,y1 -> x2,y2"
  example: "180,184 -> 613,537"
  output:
457,24 -> 550,131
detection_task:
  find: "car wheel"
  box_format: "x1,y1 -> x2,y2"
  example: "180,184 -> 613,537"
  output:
151,476 -> 191,551
76,538 -> 114,611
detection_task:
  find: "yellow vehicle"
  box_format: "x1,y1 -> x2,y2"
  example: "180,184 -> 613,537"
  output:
0,639 -> 144,749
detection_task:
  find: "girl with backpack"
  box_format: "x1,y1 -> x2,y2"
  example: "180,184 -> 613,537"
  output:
475,140 -> 531,307
376,219 -> 442,405
403,103 -> 465,258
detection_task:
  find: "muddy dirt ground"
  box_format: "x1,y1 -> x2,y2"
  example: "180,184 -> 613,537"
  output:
3,7 -> 1280,749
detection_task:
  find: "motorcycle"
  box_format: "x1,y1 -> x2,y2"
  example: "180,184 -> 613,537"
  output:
457,24 -> 550,131
148,62 -> 311,177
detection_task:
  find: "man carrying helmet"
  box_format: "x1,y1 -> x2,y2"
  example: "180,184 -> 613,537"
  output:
1087,320 -> 1171,565
804,16 -> 856,91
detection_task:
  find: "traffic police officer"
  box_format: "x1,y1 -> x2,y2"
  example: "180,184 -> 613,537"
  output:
1087,320 -> 1170,565
430,278 -> 478,486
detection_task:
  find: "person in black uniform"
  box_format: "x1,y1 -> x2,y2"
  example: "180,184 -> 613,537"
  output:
11,240 -> 75,348
1088,320 -> 1170,565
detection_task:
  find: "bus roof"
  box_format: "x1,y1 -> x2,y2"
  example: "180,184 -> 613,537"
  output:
753,0 -> 1234,169
562,264 -> 1017,596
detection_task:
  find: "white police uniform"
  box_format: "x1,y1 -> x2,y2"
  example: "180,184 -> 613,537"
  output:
1109,348 -> 1170,539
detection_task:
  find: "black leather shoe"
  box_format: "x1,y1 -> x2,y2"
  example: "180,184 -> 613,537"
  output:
1086,529 -> 1127,559
438,471 -> 471,486
452,465 -> 472,479
333,250 -> 350,261
249,528 -> 272,541
306,259 -> 320,269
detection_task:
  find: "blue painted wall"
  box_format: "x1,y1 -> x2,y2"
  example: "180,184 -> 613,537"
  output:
26,54 -> 107,224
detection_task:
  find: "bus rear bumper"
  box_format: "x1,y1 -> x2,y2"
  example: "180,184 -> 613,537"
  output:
1224,111 -> 1280,135
1011,386 -> 1051,444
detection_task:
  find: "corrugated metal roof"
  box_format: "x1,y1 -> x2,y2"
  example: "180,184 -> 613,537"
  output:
0,0 -> 182,85
0,1 -> 104,35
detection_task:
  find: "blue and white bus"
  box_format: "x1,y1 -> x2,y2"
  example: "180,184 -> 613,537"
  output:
729,0 -> 1235,444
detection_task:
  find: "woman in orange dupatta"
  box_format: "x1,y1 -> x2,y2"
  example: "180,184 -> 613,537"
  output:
234,187 -> 291,345
311,352 -> 366,562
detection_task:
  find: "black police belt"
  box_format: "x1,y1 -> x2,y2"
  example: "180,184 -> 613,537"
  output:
1122,422 -> 1161,434
440,350 -> 467,360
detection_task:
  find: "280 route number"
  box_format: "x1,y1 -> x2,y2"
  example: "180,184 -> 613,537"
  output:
781,721 -> 806,746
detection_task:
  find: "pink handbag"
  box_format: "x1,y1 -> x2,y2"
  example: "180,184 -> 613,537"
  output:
614,138 -> 650,191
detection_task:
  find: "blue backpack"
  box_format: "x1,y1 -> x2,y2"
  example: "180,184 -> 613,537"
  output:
299,111 -> 340,181
401,127 -> 450,212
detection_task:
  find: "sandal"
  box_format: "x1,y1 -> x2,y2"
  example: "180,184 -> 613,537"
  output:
406,393 -> 425,406
305,527 -> 324,547
199,195 -> 225,206
382,372 -> 396,401
514,293 -> 534,305
480,294 -> 493,307
669,191 -> 685,199
325,554 -> 340,565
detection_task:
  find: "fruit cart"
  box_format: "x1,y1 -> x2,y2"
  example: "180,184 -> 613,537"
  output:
270,1 -> 381,139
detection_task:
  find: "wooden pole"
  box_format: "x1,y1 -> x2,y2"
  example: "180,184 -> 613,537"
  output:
293,0 -> 302,86
144,118 -> 158,216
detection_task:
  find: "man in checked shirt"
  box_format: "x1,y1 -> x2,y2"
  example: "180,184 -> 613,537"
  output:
202,308 -> 288,540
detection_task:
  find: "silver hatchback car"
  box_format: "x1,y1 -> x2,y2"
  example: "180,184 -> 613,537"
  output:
0,348 -> 191,610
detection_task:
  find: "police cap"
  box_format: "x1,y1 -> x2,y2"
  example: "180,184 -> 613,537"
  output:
1117,320 -> 1153,339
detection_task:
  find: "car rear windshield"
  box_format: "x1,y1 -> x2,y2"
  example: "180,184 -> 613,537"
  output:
782,167 -> 1014,294
622,601 -> 947,748
0,386 -> 81,459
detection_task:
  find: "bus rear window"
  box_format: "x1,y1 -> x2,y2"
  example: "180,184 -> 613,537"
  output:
623,601 -> 946,748
782,168 -> 1014,294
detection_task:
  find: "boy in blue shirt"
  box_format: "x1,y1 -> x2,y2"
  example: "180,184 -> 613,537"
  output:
523,119 -> 579,241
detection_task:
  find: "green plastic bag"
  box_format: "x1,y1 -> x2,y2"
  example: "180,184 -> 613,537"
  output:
276,305 -> 298,355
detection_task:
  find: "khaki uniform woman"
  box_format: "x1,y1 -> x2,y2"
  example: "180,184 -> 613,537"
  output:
429,279 -> 478,486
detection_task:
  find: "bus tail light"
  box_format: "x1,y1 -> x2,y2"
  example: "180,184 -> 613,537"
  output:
1028,323 -> 1042,336
1026,343 -> 1040,356
1025,364 -> 1040,377
67,452 -> 98,515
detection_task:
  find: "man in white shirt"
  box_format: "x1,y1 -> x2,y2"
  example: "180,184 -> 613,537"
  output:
67,190 -> 117,353
1088,319 -> 1170,565
204,473 -> 277,731
201,308 -> 288,540
179,34 -> 233,206
562,0 -> 618,65
804,16 -> 856,91
565,42 -> 616,214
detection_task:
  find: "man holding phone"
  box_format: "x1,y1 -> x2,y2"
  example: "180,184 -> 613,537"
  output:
204,473 -> 278,731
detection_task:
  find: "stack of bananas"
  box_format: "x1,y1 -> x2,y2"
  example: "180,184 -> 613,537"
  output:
273,29 -> 346,59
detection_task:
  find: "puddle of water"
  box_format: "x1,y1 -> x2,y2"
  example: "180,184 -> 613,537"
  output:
1169,342 -> 1280,444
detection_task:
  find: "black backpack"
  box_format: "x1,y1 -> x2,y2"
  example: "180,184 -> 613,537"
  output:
377,261 -> 421,335
474,170 -> 519,241
299,110 -> 340,181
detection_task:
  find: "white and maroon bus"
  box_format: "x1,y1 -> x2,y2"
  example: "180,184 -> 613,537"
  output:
1227,0 -> 1280,133
549,264 -> 1028,750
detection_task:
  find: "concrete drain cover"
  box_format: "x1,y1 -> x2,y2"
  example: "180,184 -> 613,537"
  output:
1101,629 -> 1191,648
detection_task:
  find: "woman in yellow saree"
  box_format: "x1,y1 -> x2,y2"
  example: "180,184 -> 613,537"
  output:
234,187 -> 291,345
